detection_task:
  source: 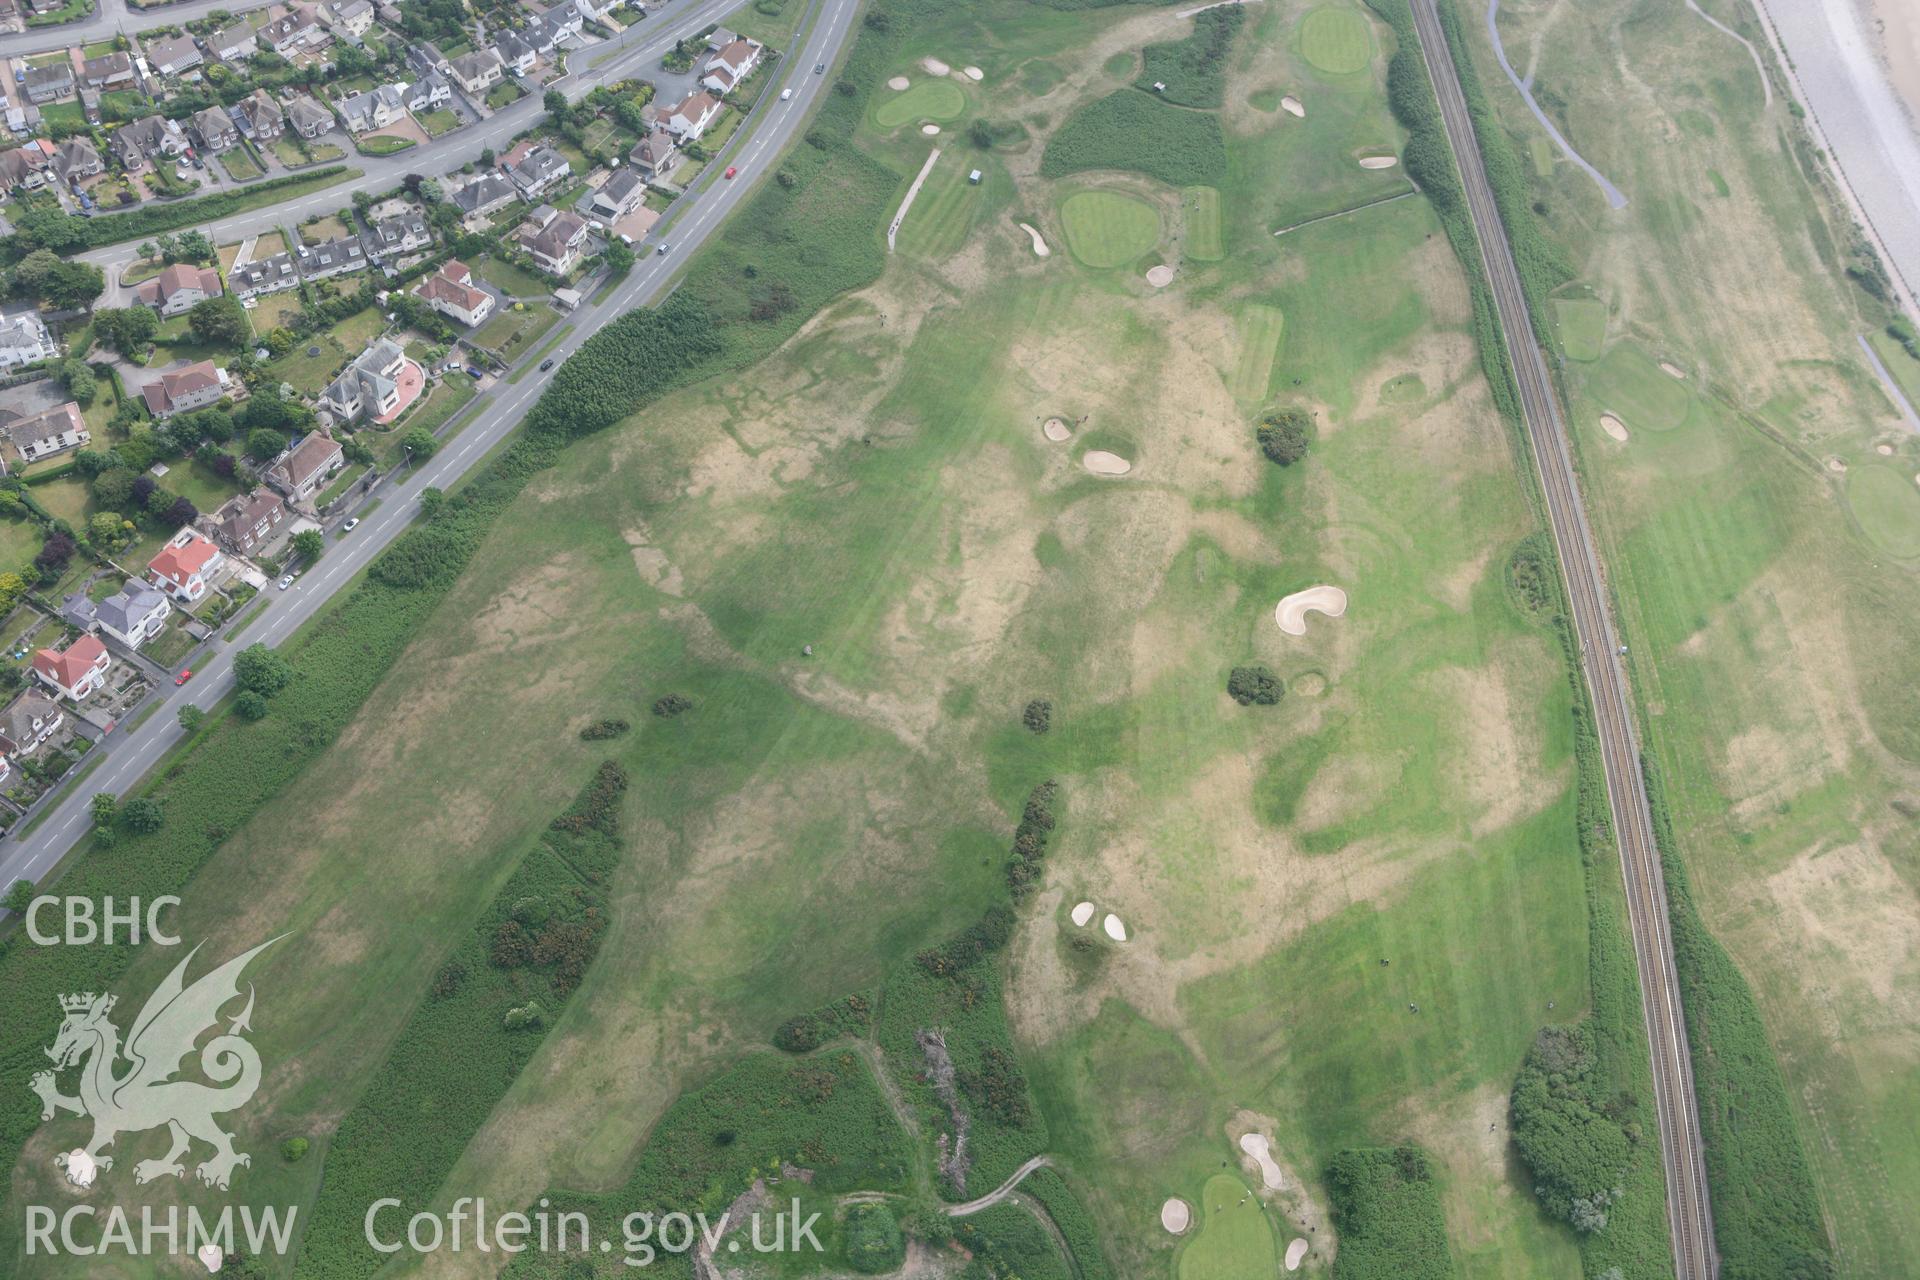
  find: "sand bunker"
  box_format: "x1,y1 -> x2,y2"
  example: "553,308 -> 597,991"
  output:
1274,585 -> 1347,636
1145,264 -> 1175,287
1161,1198 -> 1192,1234
1281,95 -> 1305,117
921,123 -> 941,134
1599,413 -> 1629,442
1659,360 -> 1687,379
1044,416 -> 1072,441
1070,900 -> 1095,926
922,56 -> 951,75
198,1244 -> 225,1273
1083,450 -> 1132,476
1239,1133 -> 1284,1190
1877,443 -> 1895,456
1285,1238 -> 1309,1271
1019,222 -> 1051,257
887,75 -> 910,90
1827,456 -> 1848,473
964,65 -> 984,81
1103,913 -> 1128,941
1359,154 -> 1399,169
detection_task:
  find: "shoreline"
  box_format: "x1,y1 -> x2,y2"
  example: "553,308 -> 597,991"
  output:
1859,0 -> 1920,133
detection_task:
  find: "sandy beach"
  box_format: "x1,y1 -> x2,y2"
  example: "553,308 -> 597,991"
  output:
1864,0 -> 1920,128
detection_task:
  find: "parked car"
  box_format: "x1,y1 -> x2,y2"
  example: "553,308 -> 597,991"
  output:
277,573 -> 295,590
466,367 -> 484,379
174,669 -> 193,686
539,358 -> 554,372
342,517 -> 359,532
724,165 -> 737,179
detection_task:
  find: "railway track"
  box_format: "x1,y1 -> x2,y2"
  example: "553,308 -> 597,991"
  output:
1402,2 -> 1719,1275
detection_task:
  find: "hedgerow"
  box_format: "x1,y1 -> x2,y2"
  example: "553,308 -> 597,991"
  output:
1020,1167 -> 1114,1280
1135,5 -> 1247,108
1324,1147 -> 1452,1280
296,766 -> 622,1280
0,169 -> 353,261
1040,90 -> 1228,188
1642,764 -> 1833,1280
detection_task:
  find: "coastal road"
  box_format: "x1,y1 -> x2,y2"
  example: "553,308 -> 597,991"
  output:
1,0 -> 860,888
1404,2 -> 1719,1278
74,0 -> 746,291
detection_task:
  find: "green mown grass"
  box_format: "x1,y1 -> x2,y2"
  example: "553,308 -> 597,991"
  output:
872,77 -> 966,127
1058,188 -> 1161,267
1182,185 -> 1224,260
1846,465 -> 1920,558
1299,5 -> 1375,75
1176,1175 -> 1277,1280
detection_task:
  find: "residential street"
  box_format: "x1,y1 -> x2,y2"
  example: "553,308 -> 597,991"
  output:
1,0 -> 860,891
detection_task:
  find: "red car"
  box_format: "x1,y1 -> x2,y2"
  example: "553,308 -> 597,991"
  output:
725,165 -> 738,179
175,669 -> 193,686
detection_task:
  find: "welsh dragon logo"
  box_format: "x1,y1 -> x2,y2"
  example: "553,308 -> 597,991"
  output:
31,938 -> 279,1191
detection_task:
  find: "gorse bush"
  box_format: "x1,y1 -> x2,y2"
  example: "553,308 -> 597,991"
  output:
1022,699 -> 1052,733
1324,1147 -> 1452,1280
651,693 -> 694,718
1135,5 -> 1246,108
579,718 -> 630,740
1227,665 -> 1282,705
1257,407 -> 1312,466
773,990 -> 874,1053
1041,90 -> 1228,187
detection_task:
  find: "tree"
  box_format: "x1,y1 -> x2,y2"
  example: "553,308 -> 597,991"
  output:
187,294 -> 249,347
291,529 -> 324,562
90,793 -> 118,828
1227,665 -> 1282,705
87,511 -> 130,549
57,359 -> 97,406
233,643 -> 294,698
177,705 -> 205,733
401,427 -> 438,461
247,427 -> 289,463
544,88 -> 569,116
235,691 -> 269,720
1256,407 -> 1312,466
43,261 -> 106,311
34,532 -> 76,575
121,798 -> 164,834
418,487 -> 446,519
9,248 -> 62,297
91,467 -> 136,510
176,230 -> 215,263
137,240 -> 158,262
94,306 -> 159,355
165,496 -> 198,527
604,239 -> 634,278
2,878 -> 33,915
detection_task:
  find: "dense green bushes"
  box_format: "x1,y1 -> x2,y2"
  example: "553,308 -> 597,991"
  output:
1020,1167 -> 1114,1280
1003,780 -> 1061,898
1257,407 -> 1313,466
1227,665 -> 1283,705
1022,698 -> 1052,733
845,1203 -> 906,1273
1324,1147 -> 1453,1280
951,1203 -> 1073,1279
1135,5 -> 1246,108
296,766 -> 622,1279
0,169 -> 352,261
773,989 -> 875,1052
1509,1023 -> 1638,1231
1505,532 -> 1557,619
1041,90 -> 1228,188
1643,766 -> 1833,1280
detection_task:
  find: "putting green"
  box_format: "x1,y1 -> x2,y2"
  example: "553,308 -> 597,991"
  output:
1847,466 -> 1920,558
1551,296 -> 1607,362
1583,345 -> 1692,431
1059,189 -> 1162,268
1177,1174 -> 1277,1280
1183,186 -> 1224,261
873,79 -> 966,128
1300,6 -> 1373,75
1229,303 -> 1286,401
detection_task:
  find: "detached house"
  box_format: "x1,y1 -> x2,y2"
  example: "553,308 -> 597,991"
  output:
23,64 -> 74,105
515,206 -> 588,276
284,93 -> 335,138
209,487 -> 288,556
413,259 -> 494,326
53,137 -> 101,182
318,340 -> 416,425
502,139 -> 569,197
321,0 -> 374,38
208,21 -> 259,61
628,127 -> 678,183
134,263 -> 222,317
448,48 -> 504,95
451,171 -> 515,222
337,83 -> 406,133
495,32 -> 535,75
0,689 -> 63,758
31,634 -> 110,701
81,51 -> 134,90
140,360 -> 230,418
659,90 -> 721,140
229,251 -> 299,298
700,37 -> 763,96
295,235 -> 366,281
191,105 -> 240,152
143,34 -> 203,77
403,72 -> 451,113
146,527 -> 224,604
581,167 -> 644,221
6,402 -> 87,464
267,428 -> 347,497
0,142 -> 52,189
0,309 -> 57,372
91,581 -> 172,650
262,5 -> 324,56
109,114 -> 187,168
234,89 -> 285,141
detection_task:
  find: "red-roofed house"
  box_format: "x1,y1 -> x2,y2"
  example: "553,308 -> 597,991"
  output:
146,527 -> 224,603
140,361 -> 230,418
134,263 -> 223,317
700,37 -> 763,95
31,634 -> 110,701
412,259 -> 495,327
